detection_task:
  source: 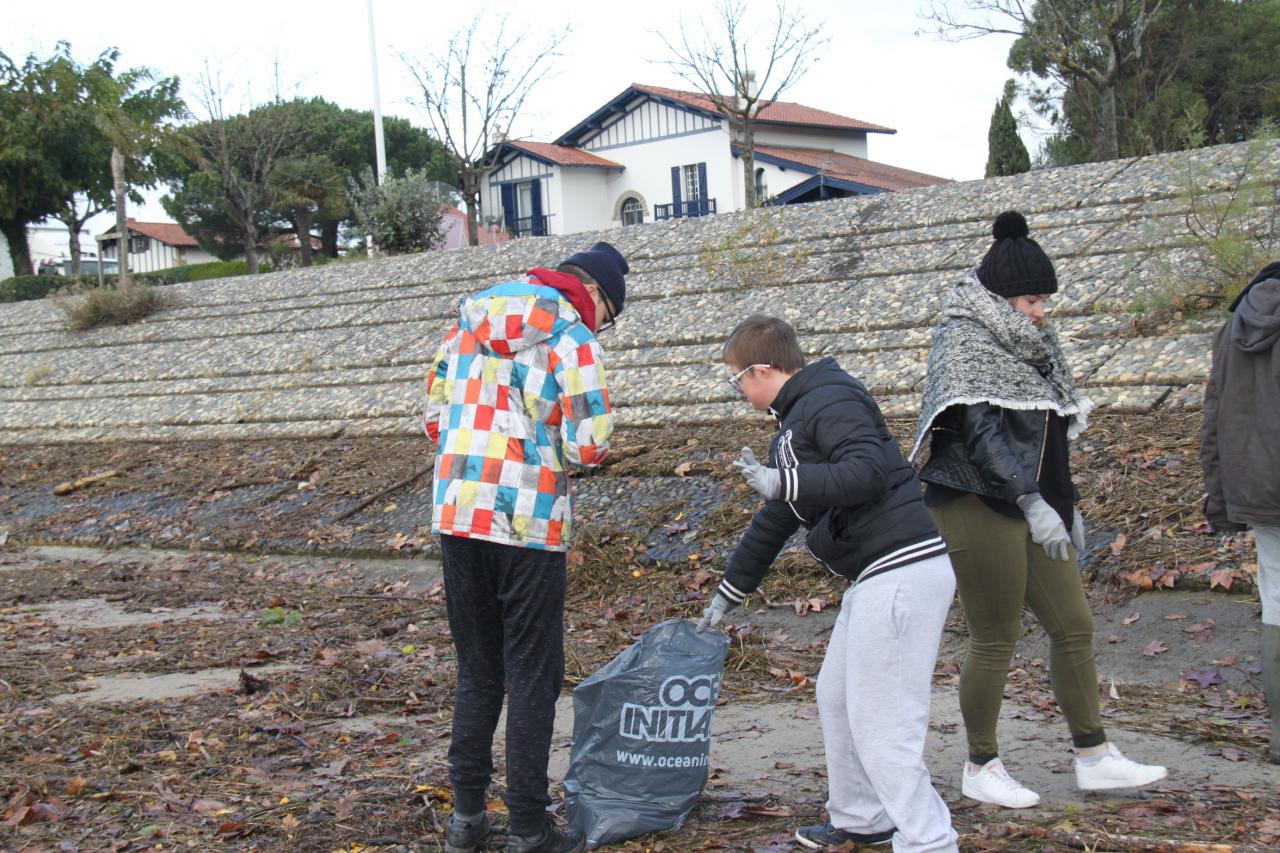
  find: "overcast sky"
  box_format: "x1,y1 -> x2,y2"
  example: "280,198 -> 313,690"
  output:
9,1 -> 1031,234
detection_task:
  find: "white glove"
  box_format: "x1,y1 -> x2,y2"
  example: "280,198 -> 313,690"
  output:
732,447 -> 781,500
1019,494 -> 1072,562
696,592 -> 737,633
1071,507 -> 1086,553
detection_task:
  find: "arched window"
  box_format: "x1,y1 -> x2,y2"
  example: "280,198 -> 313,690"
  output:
754,168 -> 768,202
621,196 -> 644,226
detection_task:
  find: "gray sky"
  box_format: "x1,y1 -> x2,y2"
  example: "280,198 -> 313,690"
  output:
9,0 -> 1030,232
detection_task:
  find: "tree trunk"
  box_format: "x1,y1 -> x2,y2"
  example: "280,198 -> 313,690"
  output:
57,207 -> 85,276
0,217 -> 33,276
320,220 -> 339,258
462,169 -> 481,247
294,208 -> 313,267
741,119 -> 757,209
111,145 -> 133,291
1099,84 -> 1120,161
245,238 -> 259,275
69,227 -> 82,276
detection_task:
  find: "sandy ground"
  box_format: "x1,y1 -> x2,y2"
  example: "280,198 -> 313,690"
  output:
3,543 -> 1279,852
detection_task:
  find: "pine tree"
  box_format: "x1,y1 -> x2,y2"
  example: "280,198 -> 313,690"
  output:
986,80 -> 1031,177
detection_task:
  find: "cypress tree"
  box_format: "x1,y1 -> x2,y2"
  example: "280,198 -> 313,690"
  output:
986,80 -> 1032,177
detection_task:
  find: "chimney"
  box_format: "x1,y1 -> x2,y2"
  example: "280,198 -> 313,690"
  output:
491,128 -> 507,147
737,70 -> 752,111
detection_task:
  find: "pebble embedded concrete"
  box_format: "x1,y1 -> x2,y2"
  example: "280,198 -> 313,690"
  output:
2,141 -> 1277,444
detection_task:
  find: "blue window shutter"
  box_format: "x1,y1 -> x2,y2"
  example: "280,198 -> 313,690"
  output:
670,166 -> 683,218
696,162 -> 708,215
529,180 -> 543,235
500,183 -> 517,233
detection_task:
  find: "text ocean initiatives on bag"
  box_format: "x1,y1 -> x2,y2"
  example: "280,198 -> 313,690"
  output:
564,618 -> 731,848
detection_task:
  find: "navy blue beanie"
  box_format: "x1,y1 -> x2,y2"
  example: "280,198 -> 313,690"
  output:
563,241 -> 628,314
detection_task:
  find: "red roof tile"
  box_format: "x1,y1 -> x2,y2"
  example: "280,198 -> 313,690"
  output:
633,84 -> 895,134
98,219 -> 200,247
506,141 -> 624,168
752,145 -> 950,192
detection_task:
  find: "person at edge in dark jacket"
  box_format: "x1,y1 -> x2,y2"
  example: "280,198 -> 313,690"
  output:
911,211 -> 1167,810
423,242 -> 628,853
698,314 -> 958,853
1200,260 -> 1280,764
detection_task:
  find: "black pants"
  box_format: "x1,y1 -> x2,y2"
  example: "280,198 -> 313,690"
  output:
441,534 -> 566,836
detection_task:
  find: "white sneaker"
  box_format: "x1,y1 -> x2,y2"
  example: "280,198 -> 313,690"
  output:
1075,743 -> 1168,791
961,757 -> 1041,808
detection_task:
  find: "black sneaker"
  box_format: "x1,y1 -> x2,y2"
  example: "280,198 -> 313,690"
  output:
506,824 -> 586,853
445,812 -> 491,853
794,822 -> 895,849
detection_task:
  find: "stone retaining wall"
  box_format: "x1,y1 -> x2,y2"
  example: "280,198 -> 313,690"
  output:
2,141 -> 1277,445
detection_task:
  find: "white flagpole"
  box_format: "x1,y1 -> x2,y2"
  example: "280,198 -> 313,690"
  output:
366,0 -> 388,185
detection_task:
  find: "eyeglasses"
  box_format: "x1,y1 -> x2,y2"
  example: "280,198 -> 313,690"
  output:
726,363 -> 768,393
596,295 -> 618,335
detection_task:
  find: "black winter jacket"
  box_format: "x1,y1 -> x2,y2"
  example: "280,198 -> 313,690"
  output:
718,358 -> 946,608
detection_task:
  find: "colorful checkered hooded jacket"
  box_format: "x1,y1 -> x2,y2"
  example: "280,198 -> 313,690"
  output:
423,274 -> 613,551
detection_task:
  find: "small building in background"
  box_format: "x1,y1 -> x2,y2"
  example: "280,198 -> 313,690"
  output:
97,219 -> 218,272
4,222 -> 102,278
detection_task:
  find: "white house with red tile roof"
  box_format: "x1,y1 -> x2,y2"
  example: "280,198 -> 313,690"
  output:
96,219 -> 218,272
480,83 -> 948,238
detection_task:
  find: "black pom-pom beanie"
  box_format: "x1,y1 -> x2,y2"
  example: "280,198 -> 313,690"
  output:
975,210 -> 1058,298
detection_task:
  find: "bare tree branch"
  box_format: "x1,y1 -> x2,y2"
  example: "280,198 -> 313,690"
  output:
402,13 -> 567,245
657,0 -> 828,208
177,62 -> 308,273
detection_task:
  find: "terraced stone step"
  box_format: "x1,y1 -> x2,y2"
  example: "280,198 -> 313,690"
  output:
1,140 -> 1277,441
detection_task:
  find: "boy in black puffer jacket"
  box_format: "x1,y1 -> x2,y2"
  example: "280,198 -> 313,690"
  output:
698,315 -> 958,853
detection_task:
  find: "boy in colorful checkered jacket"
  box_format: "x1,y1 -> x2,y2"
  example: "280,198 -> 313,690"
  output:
423,241 -> 627,853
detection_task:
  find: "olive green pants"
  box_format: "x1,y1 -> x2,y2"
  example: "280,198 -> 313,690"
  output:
930,495 -> 1106,764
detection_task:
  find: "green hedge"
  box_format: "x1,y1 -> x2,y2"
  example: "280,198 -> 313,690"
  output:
1,261 -> 278,303
0,275 -> 81,303
148,260 -> 273,283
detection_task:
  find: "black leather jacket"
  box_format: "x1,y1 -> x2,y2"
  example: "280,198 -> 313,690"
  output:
919,403 -> 1050,505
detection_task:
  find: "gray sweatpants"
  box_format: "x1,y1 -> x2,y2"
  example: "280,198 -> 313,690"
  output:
816,553 -> 959,853
1257,526 -> 1280,627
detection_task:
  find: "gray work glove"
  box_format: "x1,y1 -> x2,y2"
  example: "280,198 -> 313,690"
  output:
1019,493 -> 1072,562
733,447 -> 781,500
696,592 -> 737,633
1071,507 -> 1086,553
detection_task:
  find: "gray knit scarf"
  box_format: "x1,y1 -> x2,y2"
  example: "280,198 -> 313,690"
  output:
910,272 -> 1093,460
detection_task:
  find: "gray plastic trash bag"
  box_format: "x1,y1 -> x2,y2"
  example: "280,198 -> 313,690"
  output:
564,618 -> 730,849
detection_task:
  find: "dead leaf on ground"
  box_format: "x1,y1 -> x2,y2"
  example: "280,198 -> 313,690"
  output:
215,819 -> 246,836
1142,640 -> 1170,656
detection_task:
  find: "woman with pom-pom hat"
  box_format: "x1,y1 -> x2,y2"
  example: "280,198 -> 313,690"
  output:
909,211 -> 1168,809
